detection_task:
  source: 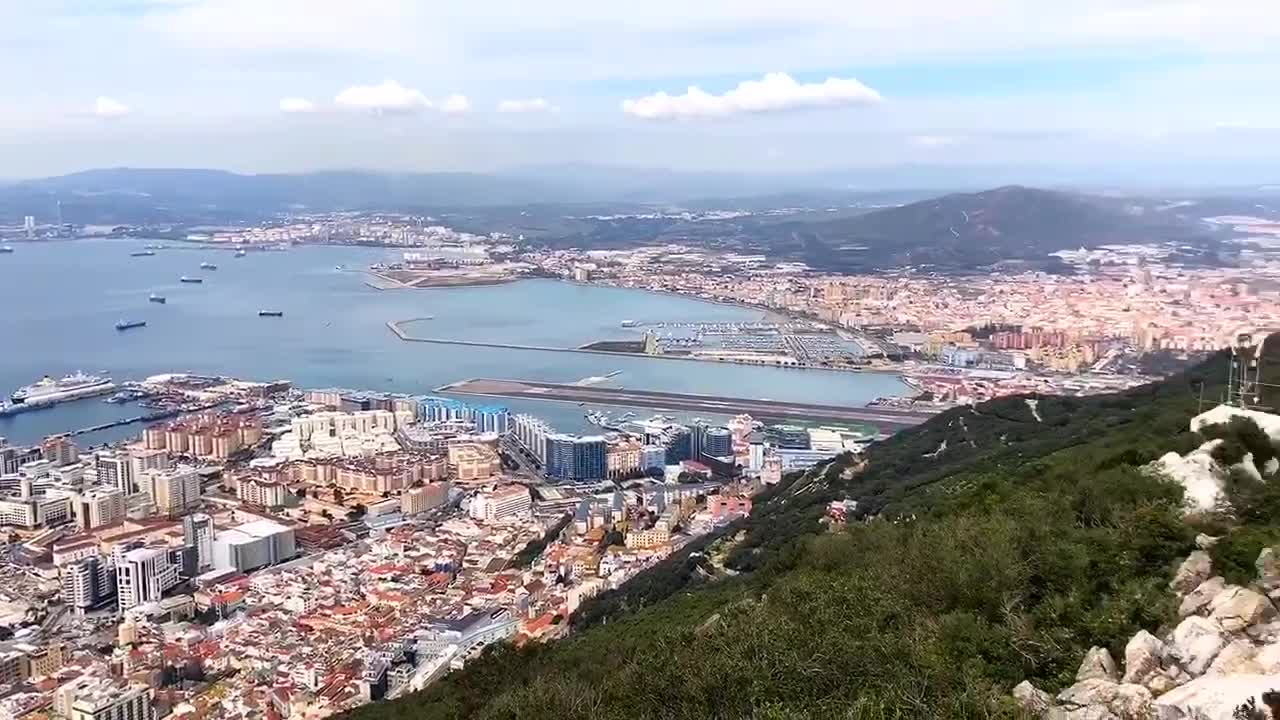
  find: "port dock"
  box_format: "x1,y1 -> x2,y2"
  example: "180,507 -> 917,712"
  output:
437,378 -> 941,429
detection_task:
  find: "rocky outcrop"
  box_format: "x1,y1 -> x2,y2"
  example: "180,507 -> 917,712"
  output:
1025,546 -> 1280,719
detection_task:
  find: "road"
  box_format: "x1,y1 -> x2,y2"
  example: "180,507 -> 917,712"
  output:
440,378 -> 941,429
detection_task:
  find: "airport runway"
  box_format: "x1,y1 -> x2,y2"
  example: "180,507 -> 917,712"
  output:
438,378 -> 941,429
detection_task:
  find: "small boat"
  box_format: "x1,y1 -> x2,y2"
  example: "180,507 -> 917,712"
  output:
149,294 -> 166,304
180,276 -> 203,283
235,249 -> 247,258
0,247 -> 13,254
335,265 -> 344,271
200,262 -> 218,270
130,250 -> 155,257
258,310 -> 284,317
115,320 -> 146,331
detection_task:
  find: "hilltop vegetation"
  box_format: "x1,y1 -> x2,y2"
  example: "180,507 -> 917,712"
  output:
338,353 -> 1280,720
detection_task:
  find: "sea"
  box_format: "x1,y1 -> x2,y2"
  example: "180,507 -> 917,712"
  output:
0,239 -> 910,447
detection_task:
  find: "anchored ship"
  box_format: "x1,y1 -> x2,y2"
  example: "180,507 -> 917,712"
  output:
180,276 -> 203,283
149,294 -> 166,304
115,320 -> 146,331
130,250 -> 155,257
200,262 -> 218,270
258,310 -> 284,317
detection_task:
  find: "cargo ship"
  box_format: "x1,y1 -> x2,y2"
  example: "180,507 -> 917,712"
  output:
180,276 -> 203,283
130,250 -> 155,257
6,372 -> 116,409
0,246 -> 14,254
115,320 -> 146,331
149,294 -> 166,304
200,262 -> 218,270
258,310 -> 284,317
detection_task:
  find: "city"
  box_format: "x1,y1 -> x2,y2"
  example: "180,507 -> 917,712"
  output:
0,371 -> 861,720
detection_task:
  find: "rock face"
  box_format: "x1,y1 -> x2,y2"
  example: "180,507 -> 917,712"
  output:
1179,576 -> 1226,618
1076,646 -> 1118,682
1170,551 -> 1213,595
1057,678 -> 1119,707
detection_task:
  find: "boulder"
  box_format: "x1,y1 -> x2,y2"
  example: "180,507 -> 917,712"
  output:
1207,586 -> 1277,633
1058,678 -> 1120,707
1204,639 -> 1259,676
1252,641 -> 1280,674
1077,646 -> 1119,682
1196,533 -> 1221,550
1179,576 -> 1226,618
1170,551 -> 1213,595
1245,620 -> 1280,644
1256,547 -> 1280,601
1122,631 -> 1166,686
1168,616 -> 1227,676
1146,672 -> 1179,697
1153,674 -> 1280,720
1109,683 -> 1153,718
1012,680 -> 1053,715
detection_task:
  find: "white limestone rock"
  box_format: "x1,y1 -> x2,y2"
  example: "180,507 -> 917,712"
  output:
1204,639 -> 1260,676
1170,551 -> 1214,596
1168,616 -> 1228,676
1152,443 -> 1226,514
1153,673 -> 1280,720
1207,586 -> 1276,633
1012,680 -> 1053,715
1077,646 -> 1119,682
1045,706 -> 1117,720
1179,576 -> 1226,618
1108,683 -> 1154,718
1196,533 -> 1221,550
1057,678 -> 1120,707
1122,630 -> 1166,686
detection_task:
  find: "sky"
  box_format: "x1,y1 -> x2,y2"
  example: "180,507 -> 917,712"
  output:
2,0 -> 1280,179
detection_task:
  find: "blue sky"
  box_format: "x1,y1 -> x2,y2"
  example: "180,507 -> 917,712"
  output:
2,0 -> 1279,178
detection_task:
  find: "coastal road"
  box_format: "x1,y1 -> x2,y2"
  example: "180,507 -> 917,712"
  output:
439,378 -> 941,429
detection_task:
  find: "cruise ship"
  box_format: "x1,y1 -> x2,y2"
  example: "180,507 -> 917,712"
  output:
9,372 -> 116,406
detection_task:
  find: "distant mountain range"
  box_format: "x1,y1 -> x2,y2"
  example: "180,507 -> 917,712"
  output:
3,167 -> 1273,273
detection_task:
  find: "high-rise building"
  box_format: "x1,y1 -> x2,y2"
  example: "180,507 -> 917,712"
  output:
1,438 -> 41,475
61,556 -> 116,611
138,466 -> 200,516
115,546 -> 180,610
95,453 -> 134,495
72,487 -> 125,530
663,426 -> 692,464
182,513 -> 215,572
702,427 -> 733,459
40,435 -> 79,467
512,414 -> 553,465
400,482 -> 449,515
468,486 -> 531,523
128,448 -> 170,487
67,681 -> 154,720
545,434 -> 605,482
418,397 -> 509,433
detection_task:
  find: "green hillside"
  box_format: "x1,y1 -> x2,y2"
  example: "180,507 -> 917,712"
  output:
346,352 -> 1280,720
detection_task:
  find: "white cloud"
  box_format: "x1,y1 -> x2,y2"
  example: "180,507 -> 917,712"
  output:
334,80 -> 432,114
910,135 -> 956,148
497,98 -> 556,113
93,96 -> 131,118
622,72 -> 881,120
278,97 -> 316,113
441,94 -> 471,114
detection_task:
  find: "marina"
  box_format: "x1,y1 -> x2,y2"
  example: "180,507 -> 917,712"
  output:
438,378 -> 940,428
